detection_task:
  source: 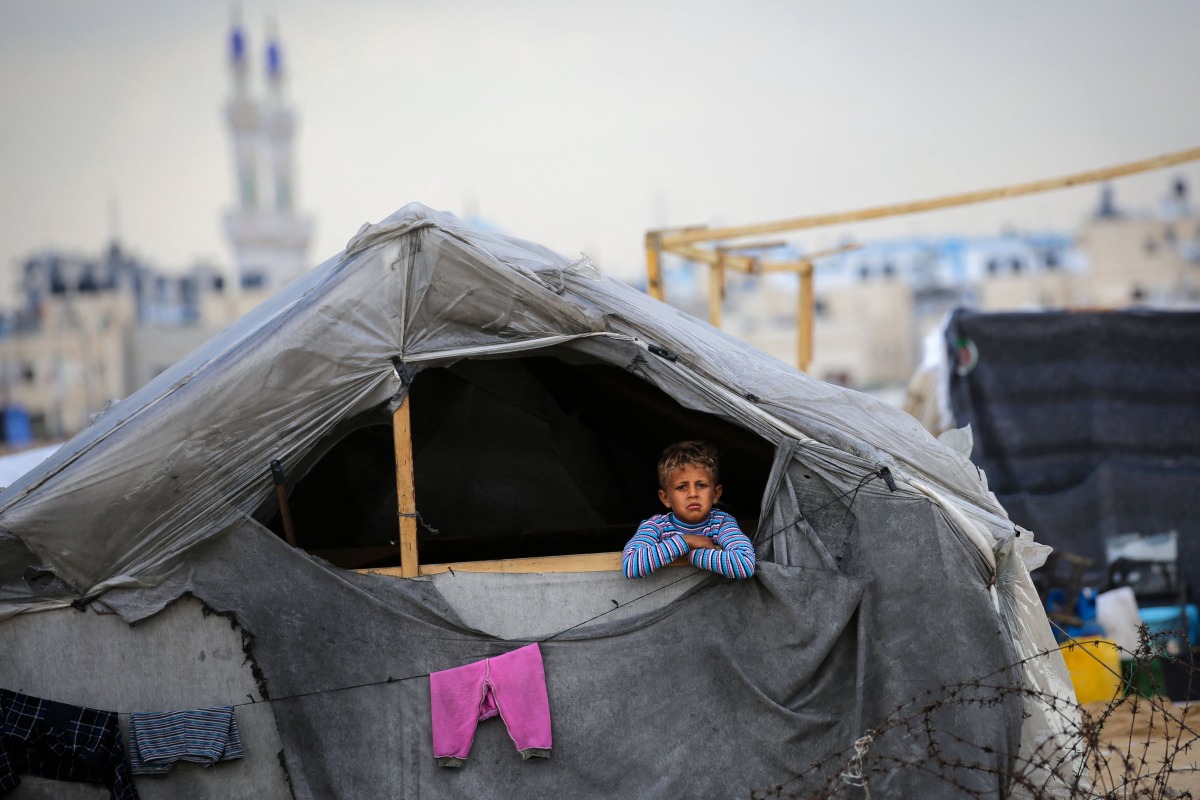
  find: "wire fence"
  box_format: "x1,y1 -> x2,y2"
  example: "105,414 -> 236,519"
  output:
752,626 -> 1199,800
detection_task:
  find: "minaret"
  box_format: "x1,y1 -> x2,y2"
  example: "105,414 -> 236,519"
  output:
263,26 -> 295,214
226,18 -> 259,215
223,15 -> 312,292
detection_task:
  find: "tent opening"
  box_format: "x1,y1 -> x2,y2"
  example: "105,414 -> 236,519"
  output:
261,354 -> 773,571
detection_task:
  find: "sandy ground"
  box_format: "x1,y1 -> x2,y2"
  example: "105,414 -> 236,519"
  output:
1087,698 -> 1200,798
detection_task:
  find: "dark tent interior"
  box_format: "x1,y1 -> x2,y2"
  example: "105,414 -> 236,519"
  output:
261,353 -> 774,569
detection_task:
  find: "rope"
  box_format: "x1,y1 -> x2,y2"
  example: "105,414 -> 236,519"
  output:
839,732 -> 876,798
397,509 -> 441,536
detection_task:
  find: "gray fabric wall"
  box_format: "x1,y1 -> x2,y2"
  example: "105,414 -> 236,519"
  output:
1,596 -> 290,799
75,503 -> 1024,800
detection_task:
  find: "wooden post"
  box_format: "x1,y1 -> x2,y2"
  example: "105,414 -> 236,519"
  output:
645,232 -> 665,301
709,252 -> 725,327
270,460 -> 297,547
393,395 -> 419,577
797,262 -> 814,373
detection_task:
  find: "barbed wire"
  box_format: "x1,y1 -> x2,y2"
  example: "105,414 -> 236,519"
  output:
752,625 -> 1200,800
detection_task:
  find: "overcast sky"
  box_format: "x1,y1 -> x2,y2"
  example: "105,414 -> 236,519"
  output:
1,0 -> 1198,299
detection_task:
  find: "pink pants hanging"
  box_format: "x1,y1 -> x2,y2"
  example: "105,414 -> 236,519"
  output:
429,642 -> 552,767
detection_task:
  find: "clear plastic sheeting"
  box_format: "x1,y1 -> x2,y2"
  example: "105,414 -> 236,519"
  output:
993,535 -> 1087,797
902,311 -> 956,436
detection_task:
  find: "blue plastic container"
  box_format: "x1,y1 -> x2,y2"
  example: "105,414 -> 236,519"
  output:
1139,604 -> 1199,648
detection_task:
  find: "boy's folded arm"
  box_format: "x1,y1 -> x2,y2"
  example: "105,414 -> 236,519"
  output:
691,529 -> 756,578
622,530 -> 690,578
681,533 -> 718,550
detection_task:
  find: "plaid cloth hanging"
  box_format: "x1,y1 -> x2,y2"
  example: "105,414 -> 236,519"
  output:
0,688 -> 139,799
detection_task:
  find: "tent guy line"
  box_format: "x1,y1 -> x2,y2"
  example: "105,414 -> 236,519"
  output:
837,470 -> 889,524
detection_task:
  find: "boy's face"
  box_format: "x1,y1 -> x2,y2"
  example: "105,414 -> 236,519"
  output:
658,464 -> 722,525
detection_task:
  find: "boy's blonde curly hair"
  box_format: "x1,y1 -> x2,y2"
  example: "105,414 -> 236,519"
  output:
656,440 -> 720,489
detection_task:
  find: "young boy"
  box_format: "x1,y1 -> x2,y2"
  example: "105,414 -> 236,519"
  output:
622,441 -> 756,579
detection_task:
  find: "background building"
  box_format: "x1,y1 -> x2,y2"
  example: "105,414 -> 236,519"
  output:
0,19 -> 310,443
3,12 -> 1197,443
662,176 -> 1199,396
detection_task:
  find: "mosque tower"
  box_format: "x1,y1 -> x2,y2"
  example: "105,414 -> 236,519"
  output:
223,16 -> 312,291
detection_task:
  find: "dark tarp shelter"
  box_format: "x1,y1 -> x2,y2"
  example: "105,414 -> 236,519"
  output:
1,206 -> 1074,798
946,308 -> 1200,593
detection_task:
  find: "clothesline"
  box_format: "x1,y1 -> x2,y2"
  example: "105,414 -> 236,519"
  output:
214,469 -> 888,712
28,466 -> 891,718
198,566 -> 714,713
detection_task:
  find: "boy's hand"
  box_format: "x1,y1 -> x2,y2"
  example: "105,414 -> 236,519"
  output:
681,534 -> 719,550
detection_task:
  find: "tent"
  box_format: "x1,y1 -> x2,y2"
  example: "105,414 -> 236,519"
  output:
945,308 -> 1200,596
1,205 -> 1072,798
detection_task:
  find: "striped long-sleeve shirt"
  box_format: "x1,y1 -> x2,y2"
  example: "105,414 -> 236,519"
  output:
622,510 -> 756,579
127,706 -> 244,775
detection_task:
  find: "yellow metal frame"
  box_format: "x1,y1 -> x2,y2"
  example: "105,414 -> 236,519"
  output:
645,233 -> 846,373
646,145 -> 1200,374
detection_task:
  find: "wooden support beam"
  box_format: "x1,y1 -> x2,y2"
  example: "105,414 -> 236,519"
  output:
393,395 -> 419,577
653,240 -> 853,374
269,460 -> 297,547
424,552 -> 621,575
356,551 -> 695,576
